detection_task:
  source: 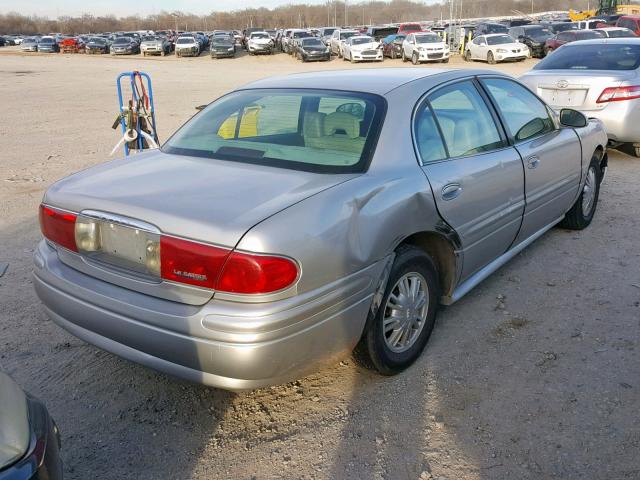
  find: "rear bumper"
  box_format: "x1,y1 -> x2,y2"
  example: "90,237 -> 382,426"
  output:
33,240 -> 377,391
580,100 -> 640,143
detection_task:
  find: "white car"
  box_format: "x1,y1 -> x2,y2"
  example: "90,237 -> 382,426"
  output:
596,27 -> 637,38
175,36 -> 200,57
247,31 -> 274,54
401,32 -> 450,64
464,33 -> 529,64
342,35 -> 383,62
329,29 -> 360,57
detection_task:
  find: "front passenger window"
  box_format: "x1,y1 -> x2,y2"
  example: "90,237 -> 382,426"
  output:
481,78 -> 555,142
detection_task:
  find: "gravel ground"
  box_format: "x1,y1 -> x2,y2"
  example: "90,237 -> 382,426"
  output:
0,48 -> 639,480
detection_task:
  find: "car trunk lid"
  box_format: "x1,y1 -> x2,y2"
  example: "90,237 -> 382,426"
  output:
44,150 -> 357,304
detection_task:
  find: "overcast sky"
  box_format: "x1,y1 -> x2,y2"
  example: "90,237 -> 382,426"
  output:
0,0 -> 343,17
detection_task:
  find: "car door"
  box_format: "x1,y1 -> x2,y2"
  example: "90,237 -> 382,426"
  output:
415,79 -> 525,280
474,36 -> 488,59
479,77 -> 582,243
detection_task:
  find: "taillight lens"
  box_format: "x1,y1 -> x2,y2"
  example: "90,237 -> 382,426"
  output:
39,205 -> 78,252
596,85 -> 640,103
160,236 -> 229,289
217,251 -> 299,294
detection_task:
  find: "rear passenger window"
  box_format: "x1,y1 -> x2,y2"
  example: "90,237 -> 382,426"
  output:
414,106 -> 447,163
481,78 -> 555,142
428,81 -> 505,158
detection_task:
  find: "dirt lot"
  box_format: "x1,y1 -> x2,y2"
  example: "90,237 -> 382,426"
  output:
0,47 -> 639,480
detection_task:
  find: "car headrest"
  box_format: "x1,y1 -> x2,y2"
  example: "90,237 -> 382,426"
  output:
324,112 -> 360,139
303,112 -> 326,138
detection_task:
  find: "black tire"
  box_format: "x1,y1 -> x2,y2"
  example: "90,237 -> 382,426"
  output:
411,52 -> 419,65
354,245 -> 440,375
391,49 -> 396,59
487,51 -> 496,64
559,154 -> 602,230
464,49 -> 471,62
401,50 -> 407,62
633,146 -> 640,158
442,57 -> 449,63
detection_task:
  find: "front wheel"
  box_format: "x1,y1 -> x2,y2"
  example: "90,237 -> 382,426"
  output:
487,51 -> 496,64
411,52 -> 419,65
559,154 -> 602,230
401,50 -> 407,62
354,245 -> 440,375
391,50 -> 396,59
442,57 -> 449,63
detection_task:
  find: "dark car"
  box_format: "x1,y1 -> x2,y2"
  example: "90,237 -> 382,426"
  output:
110,36 -> 139,55
210,36 -> 236,58
288,30 -> 313,55
594,14 -> 622,26
509,24 -> 553,57
500,18 -> 532,28
366,25 -> 399,41
547,22 -> 579,34
473,22 -> 508,37
382,33 -> 406,59
0,372 -> 62,480
295,37 -> 330,62
85,36 -> 109,54
37,36 -> 59,53
319,27 -> 337,45
0,36 -> 7,47
544,29 -> 604,54
616,15 -> 640,35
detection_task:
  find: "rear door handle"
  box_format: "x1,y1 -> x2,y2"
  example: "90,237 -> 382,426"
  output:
526,155 -> 540,169
441,183 -> 462,201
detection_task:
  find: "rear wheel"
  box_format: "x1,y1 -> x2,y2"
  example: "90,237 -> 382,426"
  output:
354,245 -> 440,375
487,51 -> 496,64
560,154 -> 602,230
464,49 -> 471,61
545,47 -> 553,56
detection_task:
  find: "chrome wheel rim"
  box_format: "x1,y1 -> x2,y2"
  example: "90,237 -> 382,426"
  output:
582,166 -> 597,217
382,272 -> 429,353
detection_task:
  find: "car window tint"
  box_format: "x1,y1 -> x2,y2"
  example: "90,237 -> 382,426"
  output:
428,81 -> 504,157
482,78 -> 555,142
414,105 -> 447,163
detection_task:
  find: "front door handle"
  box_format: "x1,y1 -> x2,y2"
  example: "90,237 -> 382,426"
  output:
527,155 -> 541,169
441,183 -> 462,201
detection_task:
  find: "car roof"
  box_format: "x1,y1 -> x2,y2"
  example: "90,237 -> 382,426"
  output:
560,37 -> 640,45
242,68 -> 486,95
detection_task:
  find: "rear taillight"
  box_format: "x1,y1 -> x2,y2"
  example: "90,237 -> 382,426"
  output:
596,85 -> 640,103
217,251 -> 299,294
160,236 -> 229,290
39,204 -> 299,294
39,205 -> 77,252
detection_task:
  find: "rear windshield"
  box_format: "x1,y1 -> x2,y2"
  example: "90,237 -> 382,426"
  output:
487,34 -> 514,45
576,30 -> 605,39
485,24 -> 508,33
607,28 -> 635,37
402,24 -> 422,32
534,43 -> 640,70
553,23 -> 578,32
164,89 -> 386,173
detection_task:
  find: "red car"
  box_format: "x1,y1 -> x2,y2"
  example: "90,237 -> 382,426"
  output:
61,37 -> 85,53
397,23 -> 424,35
544,29 -> 604,55
616,15 -> 640,35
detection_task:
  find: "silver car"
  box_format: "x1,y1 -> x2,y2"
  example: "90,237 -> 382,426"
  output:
34,69 -> 608,391
521,38 -> 640,156
140,35 -> 170,56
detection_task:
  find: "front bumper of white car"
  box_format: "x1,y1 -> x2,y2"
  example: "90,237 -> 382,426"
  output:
417,48 -> 450,61
350,48 -> 383,61
494,48 -> 529,62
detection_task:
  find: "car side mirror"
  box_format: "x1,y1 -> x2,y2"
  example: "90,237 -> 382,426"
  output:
195,105 -> 207,111
518,35 -> 525,41
559,108 -> 588,128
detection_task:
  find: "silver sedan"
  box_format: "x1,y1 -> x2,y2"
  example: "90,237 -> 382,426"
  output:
34,69 -> 608,391
521,38 -> 640,156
